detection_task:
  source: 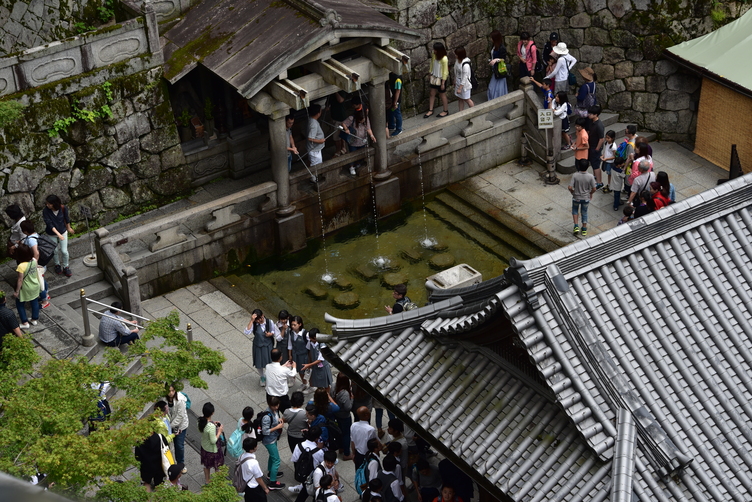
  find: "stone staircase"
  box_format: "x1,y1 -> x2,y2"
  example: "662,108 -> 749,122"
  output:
555,112 -> 657,173
425,186 -> 558,263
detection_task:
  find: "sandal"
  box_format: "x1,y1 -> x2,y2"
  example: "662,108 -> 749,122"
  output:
437,110 -> 449,118
423,110 -> 433,118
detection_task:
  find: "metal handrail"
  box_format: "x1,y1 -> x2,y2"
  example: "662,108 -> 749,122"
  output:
85,297 -> 150,321
79,289 -> 150,347
89,310 -> 148,330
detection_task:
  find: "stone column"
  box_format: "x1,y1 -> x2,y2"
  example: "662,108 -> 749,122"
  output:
268,105 -> 294,216
369,69 -> 390,180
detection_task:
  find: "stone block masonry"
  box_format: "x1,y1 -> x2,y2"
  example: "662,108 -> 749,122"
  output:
0,0 -> 96,54
392,0 -> 746,142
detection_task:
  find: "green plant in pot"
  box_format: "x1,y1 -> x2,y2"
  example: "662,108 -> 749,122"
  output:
177,109 -> 192,142
204,97 -> 215,137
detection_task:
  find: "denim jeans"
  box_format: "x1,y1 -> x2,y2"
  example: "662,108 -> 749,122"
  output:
287,153 -> 292,172
388,104 -> 402,132
264,442 -> 281,481
337,415 -> 352,455
375,408 -> 395,429
174,428 -> 187,464
16,298 -> 39,323
53,232 -> 69,267
571,199 -> 590,226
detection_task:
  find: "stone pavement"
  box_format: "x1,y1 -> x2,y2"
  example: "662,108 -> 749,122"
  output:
455,141 -> 729,246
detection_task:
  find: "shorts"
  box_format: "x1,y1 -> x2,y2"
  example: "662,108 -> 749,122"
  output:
429,84 -> 447,93
308,149 -> 323,166
602,161 -> 614,174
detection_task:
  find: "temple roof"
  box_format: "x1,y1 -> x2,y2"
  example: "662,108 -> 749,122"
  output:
161,0 -> 419,97
324,173 -> 752,501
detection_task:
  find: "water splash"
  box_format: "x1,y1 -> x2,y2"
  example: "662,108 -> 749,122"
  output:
372,256 -> 390,269
420,237 -> 437,249
321,273 -> 335,284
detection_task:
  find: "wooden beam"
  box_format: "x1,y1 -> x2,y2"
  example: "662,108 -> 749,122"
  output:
357,44 -> 410,75
306,59 -> 361,93
266,79 -> 309,111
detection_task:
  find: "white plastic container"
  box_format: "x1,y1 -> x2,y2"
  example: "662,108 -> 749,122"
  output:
427,264 -> 482,289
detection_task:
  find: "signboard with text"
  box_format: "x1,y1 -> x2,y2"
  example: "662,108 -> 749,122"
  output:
538,109 -> 554,129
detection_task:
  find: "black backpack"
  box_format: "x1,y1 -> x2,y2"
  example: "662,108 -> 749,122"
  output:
26,235 -> 57,267
462,61 -> 478,89
294,446 -> 322,483
534,48 -> 545,74
253,410 -> 273,439
324,418 -> 343,451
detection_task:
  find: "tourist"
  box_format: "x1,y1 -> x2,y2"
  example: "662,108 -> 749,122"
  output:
412,459 -> 442,502
360,438 -> 382,493
351,406 -> 378,465
628,143 -> 653,188
633,191 -> 655,218
135,430 -> 166,491
307,104 -> 326,167
20,221 -> 50,309
572,118 -> 589,162
363,478 -> 384,502
600,130 -> 618,194
620,125 -> 638,167
246,309 -> 279,387
266,348 -> 296,413
656,171 -> 676,203
610,157 -> 627,211
431,485 -> 464,502
167,463 -> 188,491
331,373 -> 354,459
374,400 -> 395,437
315,475 -> 339,502
384,419 -> 408,480
568,159 -> 597,236
545,43 -> 576,93
650,181 -> 671,209
312,451 -> 343,495
5,204 -> 25,261
261,396 -> 285,490
618,206 -> 633,225
542,32 -> 559,74
283,391 -> 308,455
301,328 -> 333,391
289,426 -> 326,499
277,310 -> 290,363
635,135 -> 653,157
529,77 -> 553,108
376,455 -> 404,502
387,73 -> 403,136
342,109 -> 376,175
551,91 -> 572,149
385,283 -> 411,314
305,403 -> 331,445
628,161 -> 656,207
517,31 -> 536,79
453,46 -> 474,111
288,315 -> 310,390
98,301 -> 140,347
328,91 -> 349,157
152,401 -> 174,445
425,43 -> 449,118
0,291 -> 22,352
198,402 -> 225,484
239,437 -> 270,502
42,194 -> 74,278
165,383 -> 189,465
12,246 -> 43,330
238,406 -> 256,439
487,30 -> 508,100
576,67 -> 597,117
286,114 -> 298,172
587,106 -> 605,189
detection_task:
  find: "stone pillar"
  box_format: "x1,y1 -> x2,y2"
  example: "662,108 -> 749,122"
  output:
268,105 -> 294,216
369,69 -> 390,180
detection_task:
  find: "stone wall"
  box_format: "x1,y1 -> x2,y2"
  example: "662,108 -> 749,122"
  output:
391,0 -> 748,142
0,60 -> 190,247
0,0 -> 96,54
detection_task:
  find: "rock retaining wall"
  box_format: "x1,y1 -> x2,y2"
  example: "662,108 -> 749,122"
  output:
392,0 -> 748,141
0,0 -> 95,54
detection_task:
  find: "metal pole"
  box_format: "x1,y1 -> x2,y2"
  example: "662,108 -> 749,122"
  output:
80,289 -> 95,347
186,323 -> 193,343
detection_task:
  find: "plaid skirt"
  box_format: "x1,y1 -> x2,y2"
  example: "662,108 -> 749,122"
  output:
200,447 -> 225,469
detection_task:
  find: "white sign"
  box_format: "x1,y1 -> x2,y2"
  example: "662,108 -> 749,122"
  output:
538,109 -> 554,130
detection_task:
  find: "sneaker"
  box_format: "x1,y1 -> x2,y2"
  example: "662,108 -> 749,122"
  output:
595,183 -> 604,190
614,206 -> 620,211
181,467 -> 187,474
54,265 -> 62,275
573,225 -> 579,235
41,301 -> 51,309
602,185 -> 611,193
581,228 -> 588,236
63,267 -> 72,277
30,320 -> 38,326
268,481 -> 285,490
288,485 -> 303,494
392,129 -> 402,136
259,376 -> 266,387
19,322 -> 30,329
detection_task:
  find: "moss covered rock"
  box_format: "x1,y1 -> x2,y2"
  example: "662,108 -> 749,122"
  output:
429,253 -> 456,270
382,272 -> 408,288
70,193 -> 104,222
25,97 -> 71,130
75,134 -> 118,161
305,285 -> 328,300
334,277 -> 353,290
7,162 -> 48,193
70,165 -> 113,198
100,187 -> 131,208
130,179 -> 155,204
354,264 -> 378,281
140,126 -> 179,154
34,172 -> 72,209
114,167 -> 137,187
48,141 -> 76,171
17,133 -> 51,161
147,165 -> 191,196
333,292 -> 360,309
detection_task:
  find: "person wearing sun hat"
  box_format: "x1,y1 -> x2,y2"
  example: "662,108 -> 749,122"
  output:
576,66 -> 597,117
544,42 -> 577,93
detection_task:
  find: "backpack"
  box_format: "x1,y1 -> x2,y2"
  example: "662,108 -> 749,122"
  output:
324,418 -> 343,451
615,139 -> 635,161
305,464 -> 326,495
355,453 -> 380,496
461,61 -> 478,89
233,457 -> 252,493
29,235 -> 57,267
566,57 -> 577,86
534,48 -> 545,74
253,410 -> 273,439
396,296 -> 418,312
294,446 -> 322,483
227,426 -> 245,458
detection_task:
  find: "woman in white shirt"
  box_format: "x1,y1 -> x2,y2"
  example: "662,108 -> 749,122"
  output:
453,47 -> 474,111
544,42 -> 577,93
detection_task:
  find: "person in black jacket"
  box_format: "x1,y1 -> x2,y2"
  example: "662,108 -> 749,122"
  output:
42,195 -> 74,277
135,431 -> 165,491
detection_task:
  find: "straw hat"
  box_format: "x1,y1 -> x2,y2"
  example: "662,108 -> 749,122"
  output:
579,67 -> 595,81
552,42 -> 569,55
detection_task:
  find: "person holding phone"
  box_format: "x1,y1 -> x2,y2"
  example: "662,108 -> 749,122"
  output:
265,348 -> 297,413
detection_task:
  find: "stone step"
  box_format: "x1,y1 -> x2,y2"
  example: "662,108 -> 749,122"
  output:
446,183 -> 564,252
55,279 -> 117,311
556,126 -> 658,174
28,300 -> 99,361
45,262 -> 105,298
429,190 -> 549,261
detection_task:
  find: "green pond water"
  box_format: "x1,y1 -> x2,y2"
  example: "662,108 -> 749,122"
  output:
237,197 -> 509,330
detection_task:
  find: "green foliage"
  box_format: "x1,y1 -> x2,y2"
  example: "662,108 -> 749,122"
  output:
74,21 -> 96,34
97,0 -> 115,23
203,98 -> 214,121
0,100 -> 26,128
0,311 -> 226,493
48,116 -> 77,137
47,83 -> 115,137
178,109 -> 192,127
96,466 -> 236,502
102,81 -> 114,102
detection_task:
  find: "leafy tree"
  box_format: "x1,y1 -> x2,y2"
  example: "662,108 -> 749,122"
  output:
0,310 -> 232,500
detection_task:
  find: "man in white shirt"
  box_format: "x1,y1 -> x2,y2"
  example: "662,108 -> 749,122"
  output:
265,348 -> 297,413
628,160 -> 656,206
239,438 -> 269,502
351,406 -> 378,467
